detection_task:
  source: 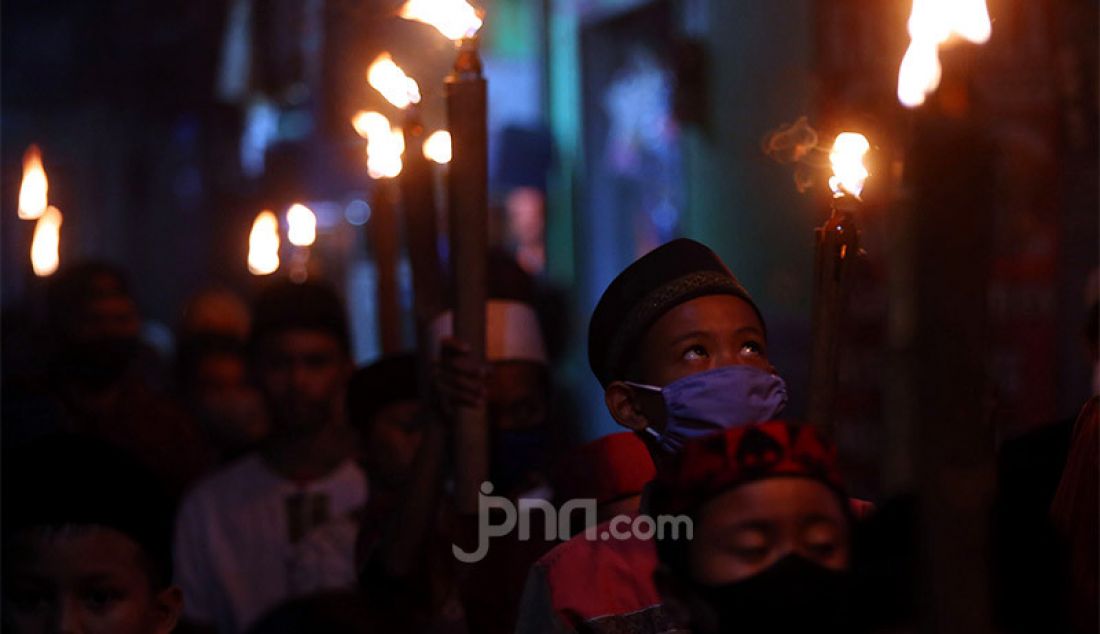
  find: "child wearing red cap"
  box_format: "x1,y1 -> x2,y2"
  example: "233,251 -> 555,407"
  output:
650,421 -> 855,634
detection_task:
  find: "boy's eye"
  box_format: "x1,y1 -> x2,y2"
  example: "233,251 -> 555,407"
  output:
732,544 -> 770,563
83,589 -> 121,612
682,345 -> 709,361
739,340 -> 764,356
807,541 -> 839,559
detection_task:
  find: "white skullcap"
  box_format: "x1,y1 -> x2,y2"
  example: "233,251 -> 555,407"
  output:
429,300 -> 548,364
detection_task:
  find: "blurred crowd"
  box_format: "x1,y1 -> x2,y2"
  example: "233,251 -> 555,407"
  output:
2,240 -> 1096,634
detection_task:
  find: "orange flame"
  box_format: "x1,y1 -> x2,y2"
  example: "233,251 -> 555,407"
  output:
352,110 -> 391,140
248,210 -> 280,275
423,130 -> 452,164
368,53 -> 421,109
286,203 -> 317,247
398,0 -> 483,41
898,0 -> 991,108
828,133 -> 871,199
19,145 -> 49,220
31,206 -> 62,276
353,111 -> 404,179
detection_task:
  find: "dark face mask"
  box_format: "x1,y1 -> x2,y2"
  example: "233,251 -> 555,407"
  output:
490,427 -> 550,494
689,554 -> 854,634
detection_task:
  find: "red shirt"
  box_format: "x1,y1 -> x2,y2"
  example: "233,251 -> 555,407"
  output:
516,513 -> 683,634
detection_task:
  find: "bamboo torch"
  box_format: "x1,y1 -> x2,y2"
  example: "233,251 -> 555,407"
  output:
353,110 -> 406,355
398,0 -> 487,513
895,4 -> 996,633
807,132 -> 870,434
366,53 -> 445,352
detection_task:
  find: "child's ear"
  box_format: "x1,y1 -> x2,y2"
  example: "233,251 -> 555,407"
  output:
152,585 -> 183,634
604,382 -> 666,432
605,382 -> 649,431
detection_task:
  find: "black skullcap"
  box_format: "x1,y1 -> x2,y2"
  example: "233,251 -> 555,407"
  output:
251,279 -> 351,355
587,239 -> 763,387
346,353 -> 421,430
2,435 -> 175,588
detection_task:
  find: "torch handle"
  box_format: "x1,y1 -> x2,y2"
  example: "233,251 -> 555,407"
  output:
446,69 -> 489,515
369,181 -> 403,356
808,208 -> 861,435
401,119 -> 446,343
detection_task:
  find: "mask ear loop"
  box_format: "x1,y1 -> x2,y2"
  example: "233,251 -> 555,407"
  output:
622,381 -> 664,442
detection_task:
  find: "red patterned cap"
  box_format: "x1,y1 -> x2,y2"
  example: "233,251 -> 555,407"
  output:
649,421 -> 844,516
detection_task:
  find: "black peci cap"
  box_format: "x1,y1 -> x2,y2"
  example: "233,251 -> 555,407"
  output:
587,239 -> 763,387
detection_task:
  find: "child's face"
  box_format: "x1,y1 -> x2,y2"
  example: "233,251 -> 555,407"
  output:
4,526 -> 181,634
688,478 -> 850,585
364,399 -> 425,488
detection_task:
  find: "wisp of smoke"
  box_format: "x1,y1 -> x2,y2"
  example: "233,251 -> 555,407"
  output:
762,116 -> 818,164
762,116 -> 832,193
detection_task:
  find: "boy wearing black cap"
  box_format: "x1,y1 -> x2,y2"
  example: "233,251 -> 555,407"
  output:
173,280 -> 366,634
3,436 -> 183,634
517,239 -> 788,633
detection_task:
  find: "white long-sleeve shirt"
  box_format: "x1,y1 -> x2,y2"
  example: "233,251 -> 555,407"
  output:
173,453 -> 367,633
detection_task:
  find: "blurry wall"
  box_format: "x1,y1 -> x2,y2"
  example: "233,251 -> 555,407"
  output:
545,0 -> 818,440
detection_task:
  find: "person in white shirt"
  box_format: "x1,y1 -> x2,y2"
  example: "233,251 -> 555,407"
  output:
173,280 -> 366,634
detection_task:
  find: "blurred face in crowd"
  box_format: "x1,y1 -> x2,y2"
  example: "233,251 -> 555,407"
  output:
73,294 -> 141,345
4,527 -> 181,634
487,361 -> 552,493
190,351 -> 269,450
487,361 -> 548,432
363,400 -> 424,489
256,329 -> 350,434
59,277 -> 143,388
606,295 -> 772,435
689,478 -> 850,585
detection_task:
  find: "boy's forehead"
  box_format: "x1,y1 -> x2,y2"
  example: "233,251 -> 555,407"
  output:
645,295 -> 764,342
12,525 -> 147,569
697,479 -> 846,529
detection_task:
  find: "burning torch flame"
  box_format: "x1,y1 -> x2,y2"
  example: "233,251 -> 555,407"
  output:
19,145 -> 49,220
897,0 -> 991,108
31,206 -> 62,277
398,0 -> 483,41
286,203 -> 317,247
352,111 -> 391,140
828,133 -> 871,199
248,210 -> 281,275
423,130 -> 452,164
353,111 -> 404,179
368,53 -> 421,109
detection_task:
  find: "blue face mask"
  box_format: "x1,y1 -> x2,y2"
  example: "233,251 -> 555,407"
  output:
625,365 -> 788,454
